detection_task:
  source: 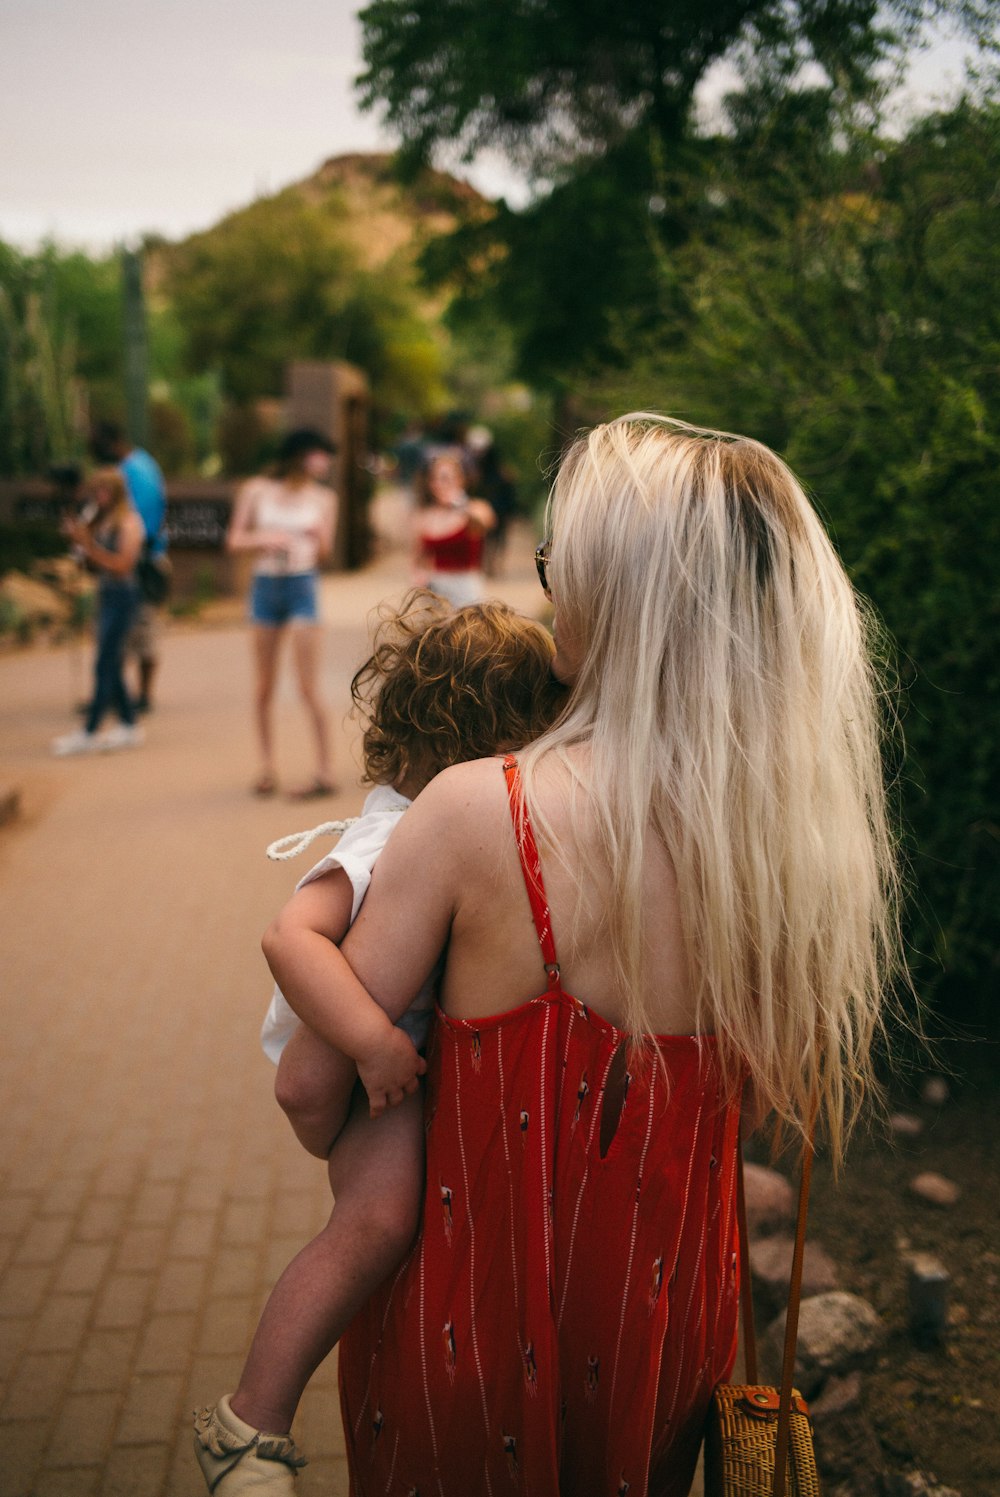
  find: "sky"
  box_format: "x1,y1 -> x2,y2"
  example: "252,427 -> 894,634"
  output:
0,0 -> 981,254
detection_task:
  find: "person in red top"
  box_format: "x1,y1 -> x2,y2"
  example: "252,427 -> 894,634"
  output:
413,452 -> 496,608
270,414 -> 902,1494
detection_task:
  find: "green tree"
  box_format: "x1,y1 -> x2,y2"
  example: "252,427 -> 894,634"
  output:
164,191 -> 447,424
165,193 -> 360,401
0,241 -> 124,474
359,0 -> 999,386
359,0 -> 977,171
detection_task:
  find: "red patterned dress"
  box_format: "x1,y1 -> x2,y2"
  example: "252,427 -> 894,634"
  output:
339,758 -> 741,1496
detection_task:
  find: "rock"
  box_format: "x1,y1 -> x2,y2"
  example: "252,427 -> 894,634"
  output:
31,554 -> 72,576
920,1075 -> 950,1106
31,555 -> 84,587
809,1369 -> 862,1419
761,1291 -> 885,1397
0,571 -> 71,625
909,1171 -> 961,1208
811,1393 -> 887,1493
888,1473 -> 961,1497
890,1111 -> 924,1137
749,1233 -> 839,1317
741,1162 -> 795,1236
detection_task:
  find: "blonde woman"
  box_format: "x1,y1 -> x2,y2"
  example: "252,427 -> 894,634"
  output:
53,467 -> 145,755
266,414 -> 900,1494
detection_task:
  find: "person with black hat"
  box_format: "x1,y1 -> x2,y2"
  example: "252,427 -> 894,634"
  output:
226,429 -> 338,798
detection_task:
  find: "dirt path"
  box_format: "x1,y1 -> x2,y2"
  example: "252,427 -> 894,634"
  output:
0,499 -> 542,1496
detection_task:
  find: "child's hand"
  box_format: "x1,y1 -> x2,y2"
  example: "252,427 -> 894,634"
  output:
356,1024 -> 427,1119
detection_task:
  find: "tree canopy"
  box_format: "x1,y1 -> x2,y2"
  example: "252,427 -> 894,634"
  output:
162,190 -> 447,417
360,0 -> 1000,387
359,0 -> 996,175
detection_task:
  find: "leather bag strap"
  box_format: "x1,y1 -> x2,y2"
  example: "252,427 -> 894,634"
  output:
736,1122 -> 759,1384
735,1126 -> 814,1497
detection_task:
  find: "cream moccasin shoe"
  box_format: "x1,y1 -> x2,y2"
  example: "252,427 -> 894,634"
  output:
193,1395 -> 305,1493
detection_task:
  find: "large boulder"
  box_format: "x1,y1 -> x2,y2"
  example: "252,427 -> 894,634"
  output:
32,555 -> 94,596
749,1233 -> 839,1318
761,1291 -> 885,1397
742,1162 -> 795,1236
0,571 -> 71,626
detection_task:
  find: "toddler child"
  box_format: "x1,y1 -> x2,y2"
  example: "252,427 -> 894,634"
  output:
194,591 -> 563,1494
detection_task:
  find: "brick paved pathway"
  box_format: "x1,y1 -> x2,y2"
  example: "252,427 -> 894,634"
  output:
0,501 -> 541,1497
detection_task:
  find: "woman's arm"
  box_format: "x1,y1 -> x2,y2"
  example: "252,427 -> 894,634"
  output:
263,867 -> 427,1117
64,510 -> 143,577
313,490 -> 337,562
467,497 -> 497,534
338,772 -> 465,1023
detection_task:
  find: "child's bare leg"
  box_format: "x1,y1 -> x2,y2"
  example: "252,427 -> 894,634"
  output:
230,1085 -> 423,1435
274,1023 -> 357,1158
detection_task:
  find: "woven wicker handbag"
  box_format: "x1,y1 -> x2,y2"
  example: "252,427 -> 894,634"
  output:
703,1133 -> 821,1497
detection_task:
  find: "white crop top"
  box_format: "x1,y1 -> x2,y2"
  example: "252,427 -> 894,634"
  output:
247,478 -> 335,577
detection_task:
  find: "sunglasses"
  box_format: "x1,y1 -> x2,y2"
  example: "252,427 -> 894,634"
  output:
534,541 -> 552,598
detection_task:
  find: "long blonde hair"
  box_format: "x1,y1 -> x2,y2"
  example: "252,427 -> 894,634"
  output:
88,467 -> 132,529
519,414 -> 902,1164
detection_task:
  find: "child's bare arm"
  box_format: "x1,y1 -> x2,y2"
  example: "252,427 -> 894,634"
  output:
263,871 -> 426,1118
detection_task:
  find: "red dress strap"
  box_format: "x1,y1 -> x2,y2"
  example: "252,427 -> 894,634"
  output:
502,754 -> 561,991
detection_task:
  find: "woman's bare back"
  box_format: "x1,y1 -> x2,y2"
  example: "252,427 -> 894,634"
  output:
341,751 -> 698,1038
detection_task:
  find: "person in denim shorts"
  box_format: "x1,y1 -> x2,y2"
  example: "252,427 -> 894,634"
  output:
227,429 -> 338,798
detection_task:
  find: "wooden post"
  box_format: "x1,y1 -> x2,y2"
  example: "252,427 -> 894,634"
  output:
121,248 -> 149,448
907,1252 -> 950,1346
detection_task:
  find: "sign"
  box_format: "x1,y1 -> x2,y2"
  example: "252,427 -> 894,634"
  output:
164,501 -> 231,550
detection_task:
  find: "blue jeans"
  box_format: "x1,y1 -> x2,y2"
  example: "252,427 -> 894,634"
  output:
86,582 -> 139,734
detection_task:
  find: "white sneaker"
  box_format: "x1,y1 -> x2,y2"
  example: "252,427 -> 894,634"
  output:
52,728 -> 101,757
101,723 -> 144,751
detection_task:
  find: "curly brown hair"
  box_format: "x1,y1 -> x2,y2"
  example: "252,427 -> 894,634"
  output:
352,590 -> 565,789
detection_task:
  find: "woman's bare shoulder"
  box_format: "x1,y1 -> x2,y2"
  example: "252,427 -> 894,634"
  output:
357,760 -> 509,932
413,757 -> 508,821
374,760 -> 507,863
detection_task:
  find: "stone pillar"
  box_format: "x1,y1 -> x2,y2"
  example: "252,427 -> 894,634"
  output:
285,361 -> 371,569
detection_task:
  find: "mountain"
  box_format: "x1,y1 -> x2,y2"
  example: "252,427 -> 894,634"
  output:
296,152 -> 490,270
148,152 -> 491,289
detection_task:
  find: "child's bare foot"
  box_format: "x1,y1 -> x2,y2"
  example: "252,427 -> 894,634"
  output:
193,1395 -> 305,1493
